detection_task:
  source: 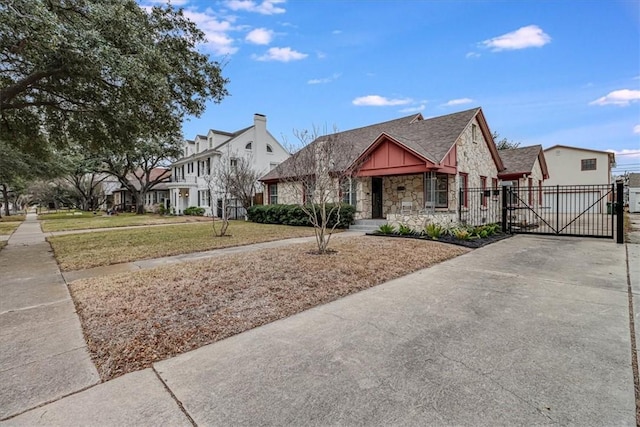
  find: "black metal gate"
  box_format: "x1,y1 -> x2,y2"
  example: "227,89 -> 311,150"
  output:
504,184 -> 616,238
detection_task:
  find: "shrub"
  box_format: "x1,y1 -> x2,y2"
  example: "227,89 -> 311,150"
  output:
398,223 -> 413,235
246,204 -> 355,229
452,228 -> 471,240
377,223 -> 396,234
184,206 -> 205,216
425,223 -> 443,240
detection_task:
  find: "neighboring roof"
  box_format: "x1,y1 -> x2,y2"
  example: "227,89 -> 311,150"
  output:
261,107 -> 501,181
629,173 -> 640,188
121,168 -> 171,191
498,145 -> 548,178
212,126 -> 253,151
544,144 -> 616,166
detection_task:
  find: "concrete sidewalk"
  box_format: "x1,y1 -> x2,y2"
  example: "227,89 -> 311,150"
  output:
0,214 -> 99,420
3,234 -> 636,426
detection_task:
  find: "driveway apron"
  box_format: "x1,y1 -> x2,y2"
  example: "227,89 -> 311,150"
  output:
0,213 -> 99,420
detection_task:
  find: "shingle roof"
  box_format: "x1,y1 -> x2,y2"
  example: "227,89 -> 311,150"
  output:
261,108 -> 485,181
498,145 -> 543,175
629,173 -> 640,187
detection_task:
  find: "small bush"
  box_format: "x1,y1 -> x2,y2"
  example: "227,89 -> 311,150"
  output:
425,223 -> 443,240
452,228 -> 471,240
398,223 -> 413,235
247,204 -> 355,228
377,223 -> 396,234
184,206 -> 205,216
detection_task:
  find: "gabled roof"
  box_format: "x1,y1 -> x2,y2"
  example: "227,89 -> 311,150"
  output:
498,145 -> 549,179
212,126 -> 253,151
118,168 -> 171,191
261,107 -> 502,181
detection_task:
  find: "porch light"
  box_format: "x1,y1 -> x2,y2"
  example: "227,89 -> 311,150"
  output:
185,192 -> 189,197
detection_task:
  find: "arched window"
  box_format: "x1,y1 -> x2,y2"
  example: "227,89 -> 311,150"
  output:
266,144 -> 273,153
245,142 -> 252,150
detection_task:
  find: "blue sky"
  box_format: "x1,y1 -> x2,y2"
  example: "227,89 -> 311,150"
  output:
142,0 -> 640,174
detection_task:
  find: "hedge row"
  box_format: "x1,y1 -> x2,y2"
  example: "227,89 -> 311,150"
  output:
184,206 -> 205,216
247,204 -> 355,228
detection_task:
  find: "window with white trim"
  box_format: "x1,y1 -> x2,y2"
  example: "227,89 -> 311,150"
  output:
425,173 -> 448,208
269,184 -> 278,204
266,144 -> 273,153
341,178 -> 357,206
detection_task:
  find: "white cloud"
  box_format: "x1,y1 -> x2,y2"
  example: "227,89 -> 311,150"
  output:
225,0 -> 285,15
352,95 -> 413,107
466,51 -> 481,59
245,28 -> 274,45
634,125 -> 640,134
442,98 -> 474,107
332,30 -> 342,35
307,73 -> 341,85
589,89 -> 640,106
182,10 -> 238,55
142,0 -> 190,5
481,25 -> 551,51
399,104 -> 426,113
253,47 -> 307,62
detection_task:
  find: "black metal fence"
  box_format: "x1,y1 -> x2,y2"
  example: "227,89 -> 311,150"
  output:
459,183 -> 622,241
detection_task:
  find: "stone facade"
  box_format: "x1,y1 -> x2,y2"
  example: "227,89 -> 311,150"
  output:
387,212 -> 459,232
456,118 -> 500,188
355,178 -> 372,220
382,174 -> 424,214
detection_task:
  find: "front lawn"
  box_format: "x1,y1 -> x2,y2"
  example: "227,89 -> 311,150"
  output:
69,235 -> 468,380
40,212 -> 209,232
48,221 -> 319,271
0,216 -> 25,235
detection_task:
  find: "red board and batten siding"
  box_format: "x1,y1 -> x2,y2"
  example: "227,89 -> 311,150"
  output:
356,136 -> 457,177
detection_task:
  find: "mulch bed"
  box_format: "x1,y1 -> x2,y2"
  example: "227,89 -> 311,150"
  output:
366,231 -> 513,248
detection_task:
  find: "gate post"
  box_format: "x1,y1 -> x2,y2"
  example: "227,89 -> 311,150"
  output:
616,181 -> 624,244
501,185 -> 508,233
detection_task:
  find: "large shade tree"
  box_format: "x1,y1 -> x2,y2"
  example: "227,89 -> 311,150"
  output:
0,0 -> 229,154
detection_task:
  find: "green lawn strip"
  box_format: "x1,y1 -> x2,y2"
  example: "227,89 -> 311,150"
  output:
0,215 -> 26,222
48,221 -> 319,271
40,212 -> 206,232
0,221 -> 22,235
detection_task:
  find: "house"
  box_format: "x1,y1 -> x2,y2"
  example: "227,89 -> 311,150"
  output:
498,145 -> 549,208
167,114 -> 289,216
629,173 -> 640,213
260,107 -> 505,229
544,145 -> 615,186
543,145 -> 616,213
113,168 -> 171,213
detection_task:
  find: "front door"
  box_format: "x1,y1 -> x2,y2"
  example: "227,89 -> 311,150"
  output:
372,177 -> 383,219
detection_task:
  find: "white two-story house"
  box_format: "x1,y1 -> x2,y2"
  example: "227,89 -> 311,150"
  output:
168,114 -> 289,216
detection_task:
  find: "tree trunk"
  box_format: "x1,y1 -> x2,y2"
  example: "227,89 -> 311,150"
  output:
136,190 -> 146,214
1,184 -> 10,217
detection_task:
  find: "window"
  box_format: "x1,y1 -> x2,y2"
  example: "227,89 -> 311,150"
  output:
208,137 -> 212,149
206,158 -> 211,175
266,144 -> 273,153
538,180 -> 543,205
230,158 -> 238,170
492,178 -> 499,200
581,158 -> 597,171
196,142 -> 199,152
268,184 -> 278,204
480,176 -> 487,207
341,178 -> 357,206
199,190 -> 210,206
460,173 -> 468,208
245,142 -> 252,150
425,173 -> 448,208
472,124 -> 478,143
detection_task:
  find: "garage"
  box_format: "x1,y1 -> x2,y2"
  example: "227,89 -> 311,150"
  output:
543,189 -> 604,213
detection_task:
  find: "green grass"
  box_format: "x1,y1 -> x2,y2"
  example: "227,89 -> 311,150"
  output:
48,221 -> 320,271
40,212 -> 208,232
0,214 -> 25,237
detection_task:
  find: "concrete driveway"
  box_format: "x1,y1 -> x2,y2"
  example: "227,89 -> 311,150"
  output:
5,234 -> 636,426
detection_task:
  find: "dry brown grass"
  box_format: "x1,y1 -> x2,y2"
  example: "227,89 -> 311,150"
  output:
69,236 -> 468,380
49,221 -> 318,271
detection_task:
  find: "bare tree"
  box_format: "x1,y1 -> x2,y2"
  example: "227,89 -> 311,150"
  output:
230,156 -> 264,211
279,127 -> 361,254
202,156 -> 233,237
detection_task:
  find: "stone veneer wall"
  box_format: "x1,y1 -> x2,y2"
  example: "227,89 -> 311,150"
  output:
456,118 -> 500,190
355,177 -> 372,220
382,174 -> 424,215
387,213 -> 459,231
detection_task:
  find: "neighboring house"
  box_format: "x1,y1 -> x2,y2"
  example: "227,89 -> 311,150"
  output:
629,173 -> 640,213
543,145 -> 616,213
498,145 -> 549,208
167,114 -> 289,216
100,174 -> 121,210
544,145 -> 615,186
113,168 -> 171,213
260,107 -> 505,228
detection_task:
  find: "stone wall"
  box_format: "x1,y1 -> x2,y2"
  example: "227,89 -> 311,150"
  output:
387,213 -> 459,231
456,118 -> 500,188
382,174 -> 424,215
356,177 -> 372,220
